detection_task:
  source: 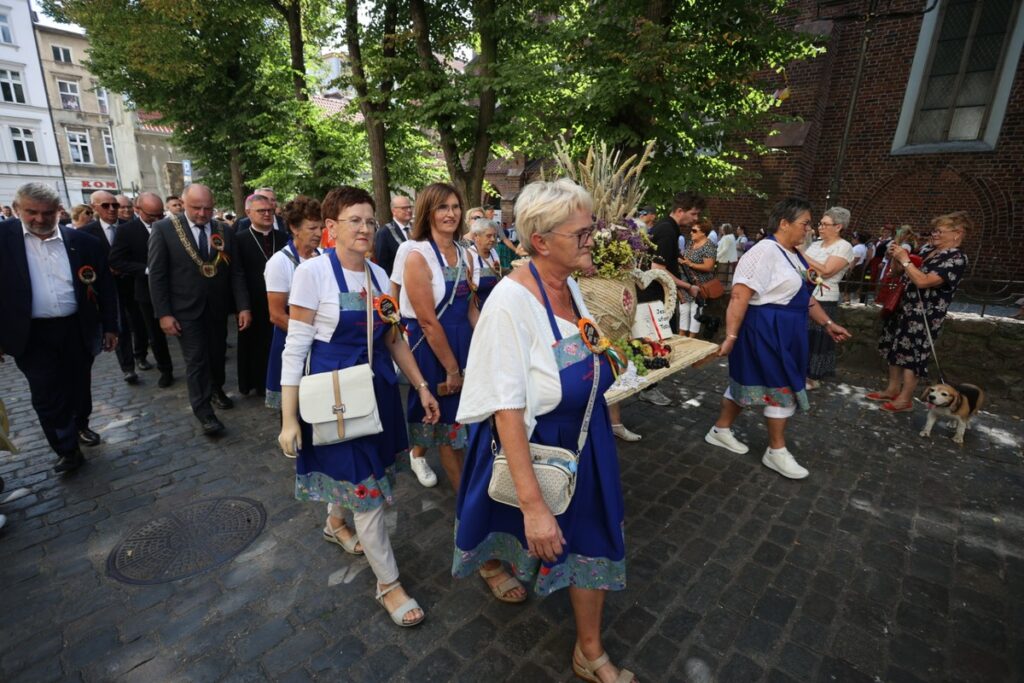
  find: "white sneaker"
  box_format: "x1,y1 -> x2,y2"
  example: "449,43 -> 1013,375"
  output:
612,424 -> 642,442
761,447 -> 809,479
409,452 -> 438,487
704,426 -> 749,454
639,387 -> 672,406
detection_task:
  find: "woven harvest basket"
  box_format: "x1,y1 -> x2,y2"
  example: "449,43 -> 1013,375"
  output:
577,276 -> 638,341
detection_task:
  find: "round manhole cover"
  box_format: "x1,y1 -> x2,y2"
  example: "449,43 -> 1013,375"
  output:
107,496 -> 266,585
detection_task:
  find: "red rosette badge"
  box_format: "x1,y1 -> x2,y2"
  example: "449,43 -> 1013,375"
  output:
77,265 -> 98,305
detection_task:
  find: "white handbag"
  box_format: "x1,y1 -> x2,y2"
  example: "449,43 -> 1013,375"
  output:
298,261 -> 383,446
487,354 -> 600,516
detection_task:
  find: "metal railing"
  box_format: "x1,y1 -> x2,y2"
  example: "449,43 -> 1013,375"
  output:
707,261 -> 1023,319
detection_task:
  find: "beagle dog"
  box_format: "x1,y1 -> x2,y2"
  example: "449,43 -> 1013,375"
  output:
919,383 -> 985,445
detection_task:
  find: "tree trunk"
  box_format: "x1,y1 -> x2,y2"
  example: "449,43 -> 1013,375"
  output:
346,0 -> 392,222
271,0 -> 309,101
229,147 -> 245,215
409,0 -> 467,194
465,0 -> 498,208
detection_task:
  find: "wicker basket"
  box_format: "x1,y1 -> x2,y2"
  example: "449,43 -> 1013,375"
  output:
577,276 -> 638,341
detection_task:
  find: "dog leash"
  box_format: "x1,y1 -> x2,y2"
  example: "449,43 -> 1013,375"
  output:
910,284 -> 946,384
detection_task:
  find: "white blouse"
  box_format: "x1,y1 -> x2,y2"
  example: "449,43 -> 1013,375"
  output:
804,238 -> 853,302
457,276 -> 592,438
391,240 -> 469,319
264,247 -> 320,294
468,246 -> 500,286
280,257 -> 388,385
732,239 -> 805,306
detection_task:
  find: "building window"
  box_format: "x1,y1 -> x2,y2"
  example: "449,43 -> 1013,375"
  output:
58,80 -> 81,110
0,13 -> 13,44
102,127 -> 116,166
893,0 -> 1024,153
96,87 -> 109,115
52,45 -> 73,63
0,69 -> 25,104
11,128 -> 38,162
66,129 -> 92,164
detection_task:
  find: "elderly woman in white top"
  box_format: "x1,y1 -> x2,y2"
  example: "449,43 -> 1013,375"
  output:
264,195 -> 323,408
798,207 -> 854,389
278,186 -> 439,627
704,198 -> 851,480
715,223 -> 738,266
467,217 -> 502,306
453,179 -> 636,683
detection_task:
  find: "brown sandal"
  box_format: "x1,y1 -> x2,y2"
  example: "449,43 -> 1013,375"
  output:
572,644 -> 636,683
479,564 -> 527,603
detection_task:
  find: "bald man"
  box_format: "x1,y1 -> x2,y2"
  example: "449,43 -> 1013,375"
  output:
110,192 -> 173,386
116,194 -> 133,224
148,184 -> 251,435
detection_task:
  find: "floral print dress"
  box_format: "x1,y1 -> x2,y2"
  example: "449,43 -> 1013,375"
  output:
878,246 -> 967,376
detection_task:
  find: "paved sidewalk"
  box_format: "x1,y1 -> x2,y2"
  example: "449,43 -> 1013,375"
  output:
1,340 -> 1022,682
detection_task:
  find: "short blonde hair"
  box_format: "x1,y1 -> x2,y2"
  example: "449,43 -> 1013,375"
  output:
70,204 -> 92,222
514,178 -> 593,255
931,211 -> 971,237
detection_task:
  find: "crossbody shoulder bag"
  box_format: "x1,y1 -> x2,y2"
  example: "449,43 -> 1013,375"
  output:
487,351 -> 601,516
298,259 -> 383,446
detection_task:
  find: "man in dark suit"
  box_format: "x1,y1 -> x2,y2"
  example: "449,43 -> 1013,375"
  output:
148,183 -> 251,435
81,189 -> 149,384
373,194 -> 413,276
110,192 -> 174,388
0,183 -> 119,472
233,193 -> 287,396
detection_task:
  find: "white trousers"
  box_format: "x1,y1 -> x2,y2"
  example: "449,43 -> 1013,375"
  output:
678,300 -> 702,334
328,502 -> 399,585
724,386 -> 796,419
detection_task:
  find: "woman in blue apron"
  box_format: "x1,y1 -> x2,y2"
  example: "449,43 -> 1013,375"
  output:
396,183 -> 478,491
704,198 -> 851,479
467,217 -> 501,307
264,196 -> 323,409
278,186 -> 439,628
452,178 -> 635,683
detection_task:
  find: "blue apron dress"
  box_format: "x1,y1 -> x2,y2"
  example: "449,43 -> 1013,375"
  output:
294,252 -> 407,512
452,263 -> 626,597
474,250 -> 499,307
404,241 -> 473,449
728,237 -> 813,411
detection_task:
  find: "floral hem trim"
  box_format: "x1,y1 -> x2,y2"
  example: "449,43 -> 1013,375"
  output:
452,529 -> 626,597
409,422 -> 467,449
729,380 -> 810,411
295,467 -> 395,513
264,389 -> 281,409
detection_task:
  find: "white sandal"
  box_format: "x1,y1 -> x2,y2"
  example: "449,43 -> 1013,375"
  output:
322,520 -> 363,555
375,582 -> 425,627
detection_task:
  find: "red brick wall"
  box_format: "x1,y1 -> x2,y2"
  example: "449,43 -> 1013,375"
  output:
707,0 -> 1024,280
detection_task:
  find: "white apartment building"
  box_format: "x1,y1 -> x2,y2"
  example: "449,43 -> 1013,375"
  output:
0,1 -> 66,207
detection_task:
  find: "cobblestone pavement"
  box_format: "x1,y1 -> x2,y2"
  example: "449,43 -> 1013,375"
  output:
1,337 -> 1022,683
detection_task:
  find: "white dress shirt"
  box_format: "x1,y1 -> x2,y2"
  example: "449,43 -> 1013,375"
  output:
185,215 -> 211,254
23,224 -> 77,318
100,219 -> 117,246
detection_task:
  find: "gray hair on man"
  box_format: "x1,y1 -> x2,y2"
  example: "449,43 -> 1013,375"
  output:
514,178 -> 593,256
469,218 -> 500,236
245,193 -> 271,210
824,206 -> 851,229
14,182 -> 61,208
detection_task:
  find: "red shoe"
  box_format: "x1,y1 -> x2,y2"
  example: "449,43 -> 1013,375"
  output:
866,391 -> 896,401
881,401 -> 914,413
